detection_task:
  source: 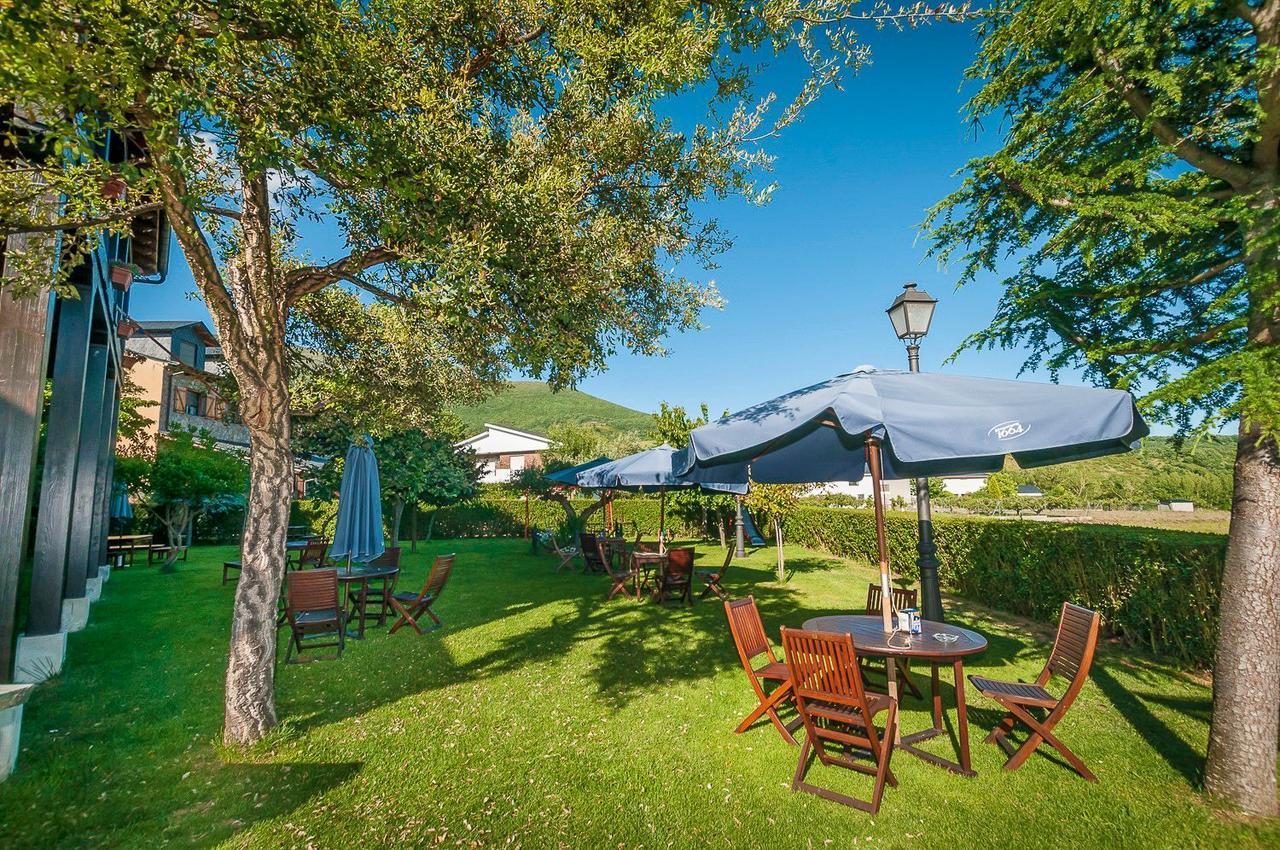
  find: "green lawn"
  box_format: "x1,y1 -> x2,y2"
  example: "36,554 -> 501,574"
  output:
2,540 -> 1276,849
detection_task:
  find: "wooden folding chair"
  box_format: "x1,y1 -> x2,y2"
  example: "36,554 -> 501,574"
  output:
346,547 -> 401,626
540,530 -> 581,572
389,554 -> 456,634
970,601 -> 1102,781
780,627 -> 899,814
724,596 -> 803,745
283,569 -> 345,663
600,538 -> 641,600
655,546 -> 694,604
295,537 -> 329,570
579,532 -> 606,573
861,583 -> 922,699
695,546 -> 735,600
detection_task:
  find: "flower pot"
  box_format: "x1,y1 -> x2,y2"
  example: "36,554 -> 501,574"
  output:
109,264 -> 133,291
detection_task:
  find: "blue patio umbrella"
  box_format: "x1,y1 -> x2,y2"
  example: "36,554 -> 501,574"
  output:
544,456 -> 613,486
678,367 -> 1149,629
109,482 -> 133,520
578,444 -> 747,549
329,436 -> 385,569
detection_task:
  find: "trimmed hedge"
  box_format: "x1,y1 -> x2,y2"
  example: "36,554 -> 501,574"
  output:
784,506 -> 1226,668
424,497 -> 700,539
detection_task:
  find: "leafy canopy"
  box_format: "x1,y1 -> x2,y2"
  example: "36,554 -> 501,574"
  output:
925,0 -> 1280,436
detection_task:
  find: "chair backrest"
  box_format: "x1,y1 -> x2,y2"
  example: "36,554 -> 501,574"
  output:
665,547 -> 695,577
580,532 -> 603,564
712,545 -> 734,578
368,547 -> 402,569
1046,602 -> 1101,688
633,541 -> 657,554
865,582 -> 917,617
780,627 -> 873,712
287,568 -> 339,613
422,553 -> 456,600
724,596 -> 773,667
300,538 -> 328,567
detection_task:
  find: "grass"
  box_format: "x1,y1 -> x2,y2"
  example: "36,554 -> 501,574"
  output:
1,540 -> 1276,849
451,380 -> 653,436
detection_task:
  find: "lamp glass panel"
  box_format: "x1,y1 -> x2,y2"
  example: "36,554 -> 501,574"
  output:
888,304 -> 910,339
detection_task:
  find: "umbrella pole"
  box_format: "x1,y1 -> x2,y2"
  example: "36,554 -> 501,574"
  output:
659,487 -> 666,554
866,436 -> 894,633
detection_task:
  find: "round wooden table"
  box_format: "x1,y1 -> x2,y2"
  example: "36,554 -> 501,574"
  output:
336,565 -> 400,639
802,614 -> 988,776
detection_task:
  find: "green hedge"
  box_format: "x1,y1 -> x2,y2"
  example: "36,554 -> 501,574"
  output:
424,497 -> 700,539
784,506 -> 1226,667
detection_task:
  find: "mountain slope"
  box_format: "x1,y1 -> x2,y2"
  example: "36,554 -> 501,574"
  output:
452,381 -> 653,436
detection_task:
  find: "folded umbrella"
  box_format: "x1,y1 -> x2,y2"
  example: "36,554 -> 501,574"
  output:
330,436 -> 385,569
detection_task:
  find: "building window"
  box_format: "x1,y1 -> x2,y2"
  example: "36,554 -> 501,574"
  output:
176,340 -> 198,367
173,387 -> 206,417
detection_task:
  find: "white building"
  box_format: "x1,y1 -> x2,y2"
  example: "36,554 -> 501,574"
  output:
456,423 -> 552,483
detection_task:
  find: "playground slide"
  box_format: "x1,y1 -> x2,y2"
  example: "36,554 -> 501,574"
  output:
740,508 -> 766,547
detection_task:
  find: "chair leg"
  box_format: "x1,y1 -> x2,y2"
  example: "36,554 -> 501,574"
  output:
1000,701 -> 1096,782
421,603 -> 442,629
736,680 -> 797,745
388,599 -> 423,635
985,711 -> 1018,744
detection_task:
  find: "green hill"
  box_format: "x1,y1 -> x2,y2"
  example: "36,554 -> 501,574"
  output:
452,381 -> 654,437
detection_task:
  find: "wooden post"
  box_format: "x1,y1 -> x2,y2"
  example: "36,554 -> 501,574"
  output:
0,277 -> 55,680
91,379 -> 120,573
28,288 -> 93,635
658,487 -> 667,554
65,343 -> 108,598
866,436 -> 894,633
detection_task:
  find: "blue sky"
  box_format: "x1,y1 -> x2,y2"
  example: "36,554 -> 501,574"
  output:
128,22 -> 1071,418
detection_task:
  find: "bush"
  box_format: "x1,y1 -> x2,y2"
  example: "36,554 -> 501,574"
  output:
783,506 -> 1226,667
425,497 -> 700,540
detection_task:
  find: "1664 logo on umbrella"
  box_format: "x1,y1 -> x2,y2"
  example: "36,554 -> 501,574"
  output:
989,420 -> 1030,441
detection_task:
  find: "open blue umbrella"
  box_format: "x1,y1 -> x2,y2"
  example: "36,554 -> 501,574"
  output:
578,445 -> 746,550
544,456 -> 613,486
330,436 -> 385,569
679,367 -> 1149,629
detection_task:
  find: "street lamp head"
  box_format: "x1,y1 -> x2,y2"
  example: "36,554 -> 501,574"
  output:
886,282 -> 937,342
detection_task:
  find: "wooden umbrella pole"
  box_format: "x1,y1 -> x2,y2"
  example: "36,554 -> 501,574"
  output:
658,487 -> 666,554
866,436 -> 893,633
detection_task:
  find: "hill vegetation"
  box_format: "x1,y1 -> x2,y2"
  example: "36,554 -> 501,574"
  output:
451,381 -> 653,437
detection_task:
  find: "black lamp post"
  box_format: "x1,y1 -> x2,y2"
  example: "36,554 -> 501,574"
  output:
886,282 -> 944,622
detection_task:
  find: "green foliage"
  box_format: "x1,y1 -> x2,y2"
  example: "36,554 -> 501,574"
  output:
784,506 -> 1226,667
453,381 -> 654,437
142,429 -> 248,569
420,497 -> 699,540
924,0 -> 1280,436
651,402 -> 714,448
544,420 -> 649,466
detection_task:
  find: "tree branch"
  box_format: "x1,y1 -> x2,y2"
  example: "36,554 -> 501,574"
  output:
284,246 -> 399,303
460,24 -> 546,81
336,272 -> 411,306
1105,317 -> 1247,355
0,202 -> 164,236
1093,48 -> 1257,188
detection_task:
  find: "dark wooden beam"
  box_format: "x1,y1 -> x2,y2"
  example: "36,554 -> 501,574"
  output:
0,247 -> 55,681
27,286 -> 92,636
87,374 -> 118,579
66,343 -> 108,598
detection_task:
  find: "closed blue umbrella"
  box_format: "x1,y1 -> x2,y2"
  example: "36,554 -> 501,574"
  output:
110,482 -> 133,520
679,367 -> 1149,629
330,436 -> 385,569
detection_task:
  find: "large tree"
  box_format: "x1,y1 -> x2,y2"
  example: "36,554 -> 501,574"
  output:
926,0 -> 1279,815
2,0 -> 897,745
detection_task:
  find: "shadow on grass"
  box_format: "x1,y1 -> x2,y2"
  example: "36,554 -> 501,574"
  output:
1093,664 -> 1205,787
278,543 -> 1035,737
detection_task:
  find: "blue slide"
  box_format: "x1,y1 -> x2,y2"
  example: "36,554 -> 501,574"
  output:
740,508 -> 766,547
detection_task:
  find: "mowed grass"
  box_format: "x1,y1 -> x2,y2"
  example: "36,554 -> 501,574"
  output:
1,539 -> 1276,849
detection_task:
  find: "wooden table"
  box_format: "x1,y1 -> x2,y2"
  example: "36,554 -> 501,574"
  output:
802,614 -> 988,776
629,551 -> 667,597
107,534 -> 153,567
335,565 -> 400,639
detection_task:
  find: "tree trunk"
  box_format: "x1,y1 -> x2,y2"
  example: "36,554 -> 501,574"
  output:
390,498 -> 404,547
717,511 -> 727,548
410,503 -> 418,553
424,510 -> 437,542
160,504 -> 189,573
1204,422 -> 1280,816
1205,205 -> 1280,816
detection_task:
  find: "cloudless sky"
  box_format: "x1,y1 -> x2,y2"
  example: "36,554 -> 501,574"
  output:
127,22 -> 1084,419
